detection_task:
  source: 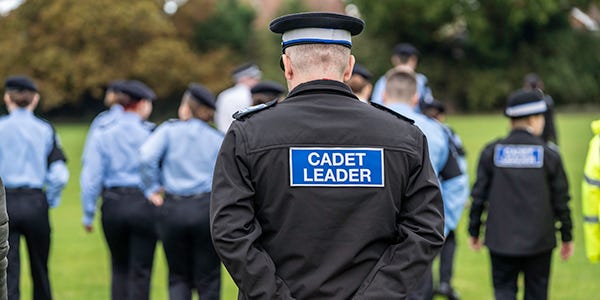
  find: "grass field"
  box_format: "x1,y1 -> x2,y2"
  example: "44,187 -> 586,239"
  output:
13,112 -> 600,299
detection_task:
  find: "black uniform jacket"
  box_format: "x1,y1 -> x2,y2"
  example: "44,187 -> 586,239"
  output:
210,79 -> 444,300
468,129 -> 572,256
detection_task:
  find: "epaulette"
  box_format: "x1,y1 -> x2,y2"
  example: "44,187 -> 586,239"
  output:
547,141 -> 561,154
233,99 -> 278,120
370,102 -> 414,124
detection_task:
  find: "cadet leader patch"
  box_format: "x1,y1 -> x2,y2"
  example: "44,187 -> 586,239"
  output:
289,147 -> 384,187
494,144 -> 544,168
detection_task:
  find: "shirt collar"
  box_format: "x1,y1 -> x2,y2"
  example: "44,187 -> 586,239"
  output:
286,79 -> 358,100
9,108 -> 34,117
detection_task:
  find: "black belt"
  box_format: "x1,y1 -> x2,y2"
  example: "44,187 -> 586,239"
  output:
165,192 -> 210,202
6,187 -> 43,192
104,187 -> 141,193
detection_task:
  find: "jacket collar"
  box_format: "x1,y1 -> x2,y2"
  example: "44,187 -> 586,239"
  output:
286,79 -> 358,100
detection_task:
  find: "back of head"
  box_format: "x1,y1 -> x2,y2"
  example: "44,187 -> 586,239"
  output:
269,12 -> 364,86
392,43 -> 420,65
505,89 -> 547,119
285,44 -> 351,78
384,70 -> 417,103
232,63 -> 262,83
4,75 -> 38,108
523,73 -> 543,90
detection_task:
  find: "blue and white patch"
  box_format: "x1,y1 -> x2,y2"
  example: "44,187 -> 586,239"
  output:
494,145 -> 544,168
290,147 -> 384,187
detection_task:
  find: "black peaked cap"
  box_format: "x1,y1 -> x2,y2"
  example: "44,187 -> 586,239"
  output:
5,75 -> 37,92
270,12 -> 364,36
121,80 -> 156,101
187,83 -> 215,109
251,81 -> 286,96
352,64 -> 372,80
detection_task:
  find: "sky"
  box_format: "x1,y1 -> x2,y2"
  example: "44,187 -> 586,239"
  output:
0,0 -> 24,15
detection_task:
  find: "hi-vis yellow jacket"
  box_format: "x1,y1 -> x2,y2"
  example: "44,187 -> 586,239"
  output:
583,120 -> 600,263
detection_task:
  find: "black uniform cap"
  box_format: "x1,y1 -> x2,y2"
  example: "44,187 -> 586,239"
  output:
422,98 -> 446,114
107,79 -> 127,93
187,83 -> 216,109
393,43 -> 420,57
505,89 -> 547,118
270,12 -> 364,51
5,75 -> 37,92
121,80 -> 156,101
352,64 -> 372,80
251,81 -> 286,97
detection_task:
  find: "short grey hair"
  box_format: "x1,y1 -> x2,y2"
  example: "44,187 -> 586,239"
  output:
285,44 -> 351,77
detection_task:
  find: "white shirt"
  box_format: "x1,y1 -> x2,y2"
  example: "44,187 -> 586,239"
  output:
214,83 -> 252,133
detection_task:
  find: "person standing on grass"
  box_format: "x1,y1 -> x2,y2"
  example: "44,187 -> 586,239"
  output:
468,89 -> 573,300
214,63 -> 262,133
80,80 -> 157,300
140,83 -> 223,300
422,99 -> 469,300
81,79 -> 127,163
582,118 -> 600,263
1,75 -> 69,300
371,43 -> 432,109
210,12 -> 444,299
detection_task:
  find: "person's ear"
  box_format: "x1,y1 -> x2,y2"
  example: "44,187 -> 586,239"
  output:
28,93 -> 40,111
343,55 -> 356,82
282,54 -> 293,81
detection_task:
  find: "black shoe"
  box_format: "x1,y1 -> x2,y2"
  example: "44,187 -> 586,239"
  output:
436,282 -> 460,300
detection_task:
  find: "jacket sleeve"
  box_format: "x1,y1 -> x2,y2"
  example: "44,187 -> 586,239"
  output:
210,124 -> 295,299
468,145 -> 494,238
0,178 -> 8,299
546,147 -> 572,243
140,125 -> 168,198
583,134 -> 600,263
45,132 -> 69,208
354,135 -> 444,299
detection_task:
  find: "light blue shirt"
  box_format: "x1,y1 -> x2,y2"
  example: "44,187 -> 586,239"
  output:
81,104 -> 124,163
0,109 -> 69,207
371,72 -> 432,107
439,125 -> 469,235
80,112 -> 151,225
140,118 -> 223,198
386,103 -> 449,174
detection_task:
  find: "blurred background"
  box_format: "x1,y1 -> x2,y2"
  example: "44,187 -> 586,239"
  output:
1,0 -> 599,121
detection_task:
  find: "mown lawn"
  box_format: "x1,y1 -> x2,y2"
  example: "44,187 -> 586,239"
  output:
14,112 -> 600,299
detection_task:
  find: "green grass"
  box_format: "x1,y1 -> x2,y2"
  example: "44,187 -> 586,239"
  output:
14,113 -> 600,299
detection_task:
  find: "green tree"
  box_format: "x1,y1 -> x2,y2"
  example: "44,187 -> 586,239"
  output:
349,0 -> 600,110
0,0 -> 229,110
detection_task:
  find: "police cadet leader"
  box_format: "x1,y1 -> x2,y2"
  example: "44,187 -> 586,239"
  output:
468,89 -> 573,300
0,76 -> 69,300
140,83 -> 223,300
80,80 -> 158,300
210,12 -> 445,300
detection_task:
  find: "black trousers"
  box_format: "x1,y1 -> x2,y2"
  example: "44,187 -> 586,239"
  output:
439,230 -> 456,285
101,188 -> 158,300
159,193 -> 221,300
6,188 -> 52,300
489,250 -> 553,300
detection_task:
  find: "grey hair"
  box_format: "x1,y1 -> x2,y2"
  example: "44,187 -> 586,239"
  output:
285,44 -> 351,77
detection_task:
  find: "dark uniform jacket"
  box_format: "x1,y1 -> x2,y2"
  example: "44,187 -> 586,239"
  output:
210,79 -> 444,300
468,129 -> 572,256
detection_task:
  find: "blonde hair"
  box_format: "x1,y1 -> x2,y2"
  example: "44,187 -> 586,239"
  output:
384,70 -> 417,103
